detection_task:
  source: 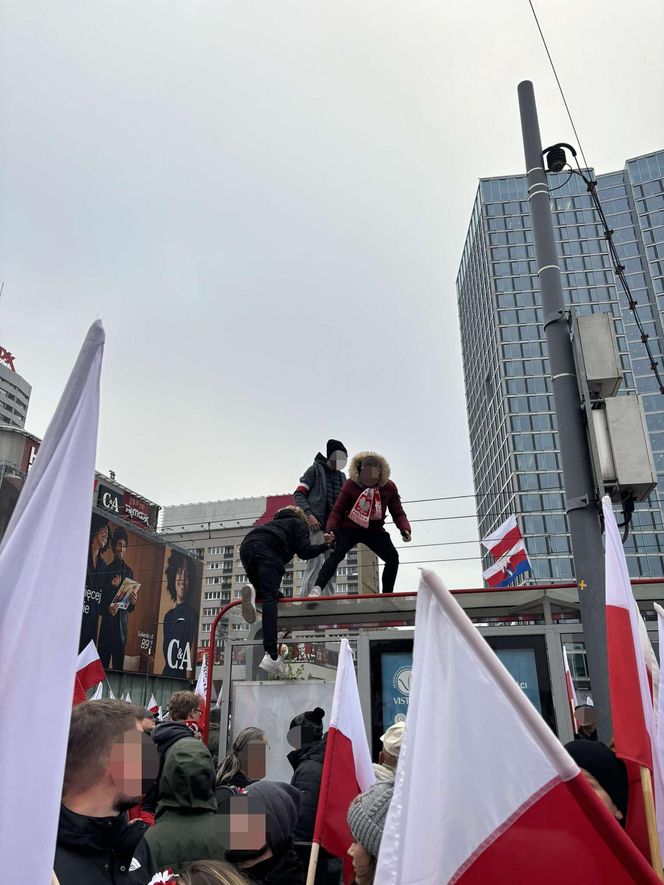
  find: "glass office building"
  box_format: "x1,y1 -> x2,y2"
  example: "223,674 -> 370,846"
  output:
457,150 -> 664,581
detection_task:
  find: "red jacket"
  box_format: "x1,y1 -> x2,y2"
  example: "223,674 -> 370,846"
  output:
326,479 -> 411,534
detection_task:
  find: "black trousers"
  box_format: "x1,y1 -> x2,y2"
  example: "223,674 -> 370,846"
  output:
315,526 -> 399,593
240,540 -> 285,658
98,636 -> 126,670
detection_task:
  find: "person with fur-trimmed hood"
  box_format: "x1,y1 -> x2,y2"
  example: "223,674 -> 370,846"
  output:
309,452 -> 411,597
239,507 -> 335,677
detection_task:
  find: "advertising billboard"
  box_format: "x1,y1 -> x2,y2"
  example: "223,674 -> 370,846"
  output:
81,510 -> 203,680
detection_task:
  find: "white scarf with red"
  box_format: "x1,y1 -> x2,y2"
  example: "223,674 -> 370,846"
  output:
348,486 -> 382,528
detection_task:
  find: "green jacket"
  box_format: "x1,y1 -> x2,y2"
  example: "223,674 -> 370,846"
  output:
144,737 -> 229,872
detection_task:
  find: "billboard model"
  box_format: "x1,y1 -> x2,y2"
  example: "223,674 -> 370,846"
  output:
80,511 -> 202,679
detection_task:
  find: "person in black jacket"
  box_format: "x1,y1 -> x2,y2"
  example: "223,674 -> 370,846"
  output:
239,507 -> 333,677
226,781 -> 305,885
287,708 -> 326,842
162,551 -> 199,678
55,699 -> 158,885
98,526 -> 137,670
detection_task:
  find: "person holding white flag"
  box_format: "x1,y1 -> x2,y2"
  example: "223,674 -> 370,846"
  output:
0,321 -> 105,884
375,569 -> 662,884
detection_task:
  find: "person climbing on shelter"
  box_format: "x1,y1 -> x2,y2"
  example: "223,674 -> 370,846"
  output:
239,507 -> 335,677
294,439 -> 348,598
309,452 -> 411,599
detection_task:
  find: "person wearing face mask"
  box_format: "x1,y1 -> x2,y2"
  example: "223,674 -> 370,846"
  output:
294,439 -> 348,598
309,452 -> 411,598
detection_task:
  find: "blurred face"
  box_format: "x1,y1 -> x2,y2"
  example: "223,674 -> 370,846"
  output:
359,463 -> 380,487
240,738 -> 268,780
94,526 -> 108,549
348,840 -> 374,882
175,566 -> 188,603
107,730 -> 159,812
227,795 -> 267,852
113,539 -> 127,561
329,450 -> 347,470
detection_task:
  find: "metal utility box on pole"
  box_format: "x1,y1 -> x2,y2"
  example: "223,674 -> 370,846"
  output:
518,80 -> 612,740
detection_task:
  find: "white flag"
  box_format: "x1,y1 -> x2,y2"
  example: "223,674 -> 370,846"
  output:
0,321 -> 104,884
90,683 -> 103,701
123,691 -> 132,704
108,685 -> 116,700
195,654 -> 208,705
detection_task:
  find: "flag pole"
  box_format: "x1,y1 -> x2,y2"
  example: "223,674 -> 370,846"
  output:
640,766 -> 664,879
305,841 -> 321,885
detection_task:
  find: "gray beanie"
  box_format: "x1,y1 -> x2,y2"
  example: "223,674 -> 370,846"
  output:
347,781 -> 393,859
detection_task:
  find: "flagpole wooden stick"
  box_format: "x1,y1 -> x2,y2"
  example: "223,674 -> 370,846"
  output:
640,766 -> 664,880
305,840 -> 321,885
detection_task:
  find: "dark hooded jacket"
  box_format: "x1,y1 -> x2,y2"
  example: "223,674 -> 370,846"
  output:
144,737 -> 229,872
54,805 -> 155,885
288,735 -> 327,842
241,510 -> 329,567
142,719 -> 198,814
326,452 -> 410,534
231,781 -> 305,885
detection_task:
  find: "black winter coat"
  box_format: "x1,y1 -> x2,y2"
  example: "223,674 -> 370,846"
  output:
288,735 -> 327,842
243,843 -> 305,885
242,511 -> 328,567
54,805 -> 156,885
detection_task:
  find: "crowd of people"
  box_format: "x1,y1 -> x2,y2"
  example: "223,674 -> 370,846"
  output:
55,686 -> 635,885
53,694 -> 404,885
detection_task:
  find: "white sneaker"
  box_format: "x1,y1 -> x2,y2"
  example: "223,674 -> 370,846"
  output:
259,653 -> 287,677
241,584 -> 257,624
309,587 -> 322,597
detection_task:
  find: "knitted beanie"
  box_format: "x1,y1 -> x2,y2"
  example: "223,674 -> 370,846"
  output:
326,439 -> 348,458
347,781 -> 394,859
288,707 -> 325,747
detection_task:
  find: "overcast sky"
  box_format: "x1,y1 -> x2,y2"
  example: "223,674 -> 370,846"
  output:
1,0 -> 662,590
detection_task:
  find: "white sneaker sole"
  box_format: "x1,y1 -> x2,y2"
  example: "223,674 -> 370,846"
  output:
241,585 -> 257,624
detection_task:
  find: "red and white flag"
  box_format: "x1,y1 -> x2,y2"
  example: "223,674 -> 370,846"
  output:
123,691 -> 133,704
76,640 -> 106,692
604,496 -> 664,859
375,569 -> 661,884
312,638 -> 375,879
0,322 -> 104,883
148,694 -> 159,715
90,683 -> 103,701
562,645 -> 578,730
481,515 -> 531,587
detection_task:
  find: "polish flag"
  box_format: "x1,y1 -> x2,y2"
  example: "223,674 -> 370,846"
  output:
157,705 -> 163,720
123,691 -> 132,704
603,496 -> 664,860
90,683 -> 104,701
76,640 -> 106,691
0,322 -> 104,884
312,638 -> 375,881
481,514 -> 522,559
148,694 -> 159,715
72,674 -> 87,707
375,570 -> 661,884
482,541 -> 531,588
562,645 -> 578,730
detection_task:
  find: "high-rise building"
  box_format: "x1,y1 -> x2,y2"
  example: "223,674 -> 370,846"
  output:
161,495 -> 380,654
457,150 -> 664,581
0,345 -> 31,429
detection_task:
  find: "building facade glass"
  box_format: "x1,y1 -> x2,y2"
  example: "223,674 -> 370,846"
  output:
457,150 -> 664,581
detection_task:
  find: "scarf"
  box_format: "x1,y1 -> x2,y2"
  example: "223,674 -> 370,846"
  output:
348,487 -> 382,528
